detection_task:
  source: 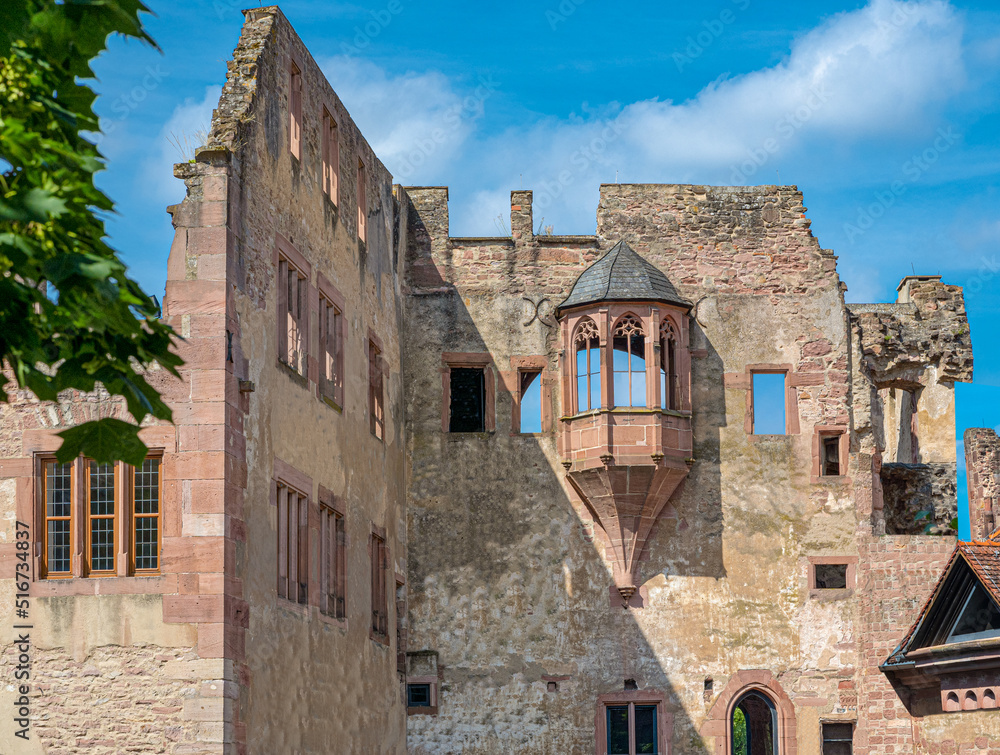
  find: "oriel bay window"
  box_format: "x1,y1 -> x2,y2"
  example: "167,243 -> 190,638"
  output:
660,319 -> 679,411
39,455 -> 162,578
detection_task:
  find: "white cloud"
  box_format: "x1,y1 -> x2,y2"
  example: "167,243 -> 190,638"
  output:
146,85 -> 221,204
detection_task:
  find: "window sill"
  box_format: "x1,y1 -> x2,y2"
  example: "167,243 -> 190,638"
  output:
318,612 -> 348,631
32,574 -> 169,596
809,588 -> 853,602
748,433 -> 793,441
560,407 -> 693,422
407,706 -> 438,716
277,358 -> 309,388
320,394 -> 343,413
444,431 -> 493,440
370,630 -> 390,647
811,474 -> 849,484
277,598 -> 310,618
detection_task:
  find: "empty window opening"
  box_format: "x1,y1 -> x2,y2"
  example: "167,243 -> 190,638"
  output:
607,703 -> 658,755
322,107 -> 339,203
821,722 -> 853,755
732,691 -> 777,755
815,564 -> 848,590
613,315 -> 646,408
947,583 -> 1000,643
369,339 -> 384,440
371,533 -> 388,639
320,505 -> 345,619
752,373 -> 786,435
277,483 -> 308,605
318,294 -> 343,404
575,318 -> 601,412
660,320 -> 679,410
821,435 -> 842,476
407,683 -> 431,708
289,61 -> 302,159
547,681 -> 559,693
449,368 -> 485,432
357,158 -> 367,243
519,370 -> 542,433
277,256 -> 307,376
881,387 -> 918,462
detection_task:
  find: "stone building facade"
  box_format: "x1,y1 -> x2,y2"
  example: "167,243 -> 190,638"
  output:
1,6 -> 998,755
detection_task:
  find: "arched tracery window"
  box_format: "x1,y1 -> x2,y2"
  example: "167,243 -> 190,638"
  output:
613,314 -> 646,408
575,318 -> 601,412
660,320 -> 679,410
732,691 -> 778,755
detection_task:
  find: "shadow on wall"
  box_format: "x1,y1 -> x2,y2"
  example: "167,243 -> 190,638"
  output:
402,217 -> 729,753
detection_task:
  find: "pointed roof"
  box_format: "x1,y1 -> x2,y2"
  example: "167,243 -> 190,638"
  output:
883,542 -> 1000,669
558,240 -> 691,313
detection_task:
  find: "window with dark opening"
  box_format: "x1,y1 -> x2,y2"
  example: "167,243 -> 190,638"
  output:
607,703 -> 658,755
370,533 -> 388,640
822,435 -> 841,476
815,563 -> 848,590
947,583 -> 1000,642
613,314 -> 646,408
575,318 -> 601,412
660,319 -> 679,410
407,683 -> 431,708
519,371 -> 542,433
449,368 -> 485,432
368,339 -> 384,440
752,373 -> 786,435
732,691 -> 777,755
277,482 -> 308,605
822,722 -> 853,755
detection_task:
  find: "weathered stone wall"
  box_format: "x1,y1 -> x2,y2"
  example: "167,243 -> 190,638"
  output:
402,184 -> 864,754
201,7 -> 408,753
881,463 -> 958,535
965,428 -> 1000,540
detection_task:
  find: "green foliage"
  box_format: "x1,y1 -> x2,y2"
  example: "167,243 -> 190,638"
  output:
732,707 -> 747,755
0,1 -> 182,466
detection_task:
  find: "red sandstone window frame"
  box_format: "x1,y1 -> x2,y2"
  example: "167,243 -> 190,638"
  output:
441,353 -> 496,433
510,356 -> 549,434
594,690 -> 671,755
808,556 -> 857,598
276,479 -> 309,606
739,364 -> 802,437
317,274 -> 346,409
572,317 -> 602,415
289,58 -> 302,160
611,312 -> 648,409
406,675 -> 439,716
321,106 -> 339,204
812,426 -> 848,482
318,491 -> 346,622
275,234 -> 312,379
370,526 -> 389,643
369,334 -> 385,440
37,454 -> 163,580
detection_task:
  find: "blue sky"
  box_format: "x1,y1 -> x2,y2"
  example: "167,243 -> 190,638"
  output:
91,0 -> 999,535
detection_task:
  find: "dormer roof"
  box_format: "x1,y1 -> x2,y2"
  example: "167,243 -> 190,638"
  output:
558,240 -> 691,314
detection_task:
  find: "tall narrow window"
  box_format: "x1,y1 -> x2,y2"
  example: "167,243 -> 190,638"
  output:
87,461 -> 116,575
449,368 -> 486,432
357,158 -> 367,243
574,318 -> 601,413
519,371 -> 543,433
660,320 -> 679,410
821,435 -> 841,476
821,723 -> 853,755
369,339 -> 384,440
606,703 -> 659,754
321,107 -> 339,203
289,61 -> 302,159
371,533 -> 388,640
277,482 -> 308,605
613,314 -> 646,408
319,293 -> 343,405
277,256 -> 307,376
320,504 -> 346,619
752,373 -> 786,435
42,461 -> 73,577
132,458 -> 161,573
732,691 -> 777,755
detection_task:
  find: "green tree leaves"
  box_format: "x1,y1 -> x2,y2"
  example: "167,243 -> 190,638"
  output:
0,0 -> 181,464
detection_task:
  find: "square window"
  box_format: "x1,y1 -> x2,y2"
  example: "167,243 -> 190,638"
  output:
449,368 -> 485,432
822,722 -> 853,755
407,683 -> 431,708
815,563 -> 848,590
752,372 -> 786,434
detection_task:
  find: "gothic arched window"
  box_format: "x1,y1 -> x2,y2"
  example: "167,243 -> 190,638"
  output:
731,691 -> 778,755
575,318 -> 601,412
613,314 -> 646,408
660,319 -> 679,410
